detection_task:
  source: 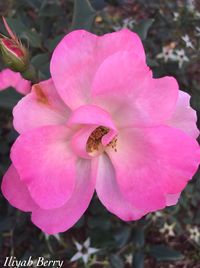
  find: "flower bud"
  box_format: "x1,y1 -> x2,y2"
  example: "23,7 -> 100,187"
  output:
0,17 -> 29,72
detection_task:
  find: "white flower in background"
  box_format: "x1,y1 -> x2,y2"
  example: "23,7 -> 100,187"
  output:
188,226 -> 200,243
147,211 -> 163,222
71,238 -> 99,264
151,211 -> 163,222
174,49 -> 189,68
173,12 -> 179,21
157,46 -> 176,62
186,0 -> 196,12
112,25 -> 122,31
123,17 -> 135,29
160,223 -> 176,237
125,254 -> 133,264
182,34 -> 194,49
195,11 -> 200,18
113,17 -> 135,31
195,26 -> 200,36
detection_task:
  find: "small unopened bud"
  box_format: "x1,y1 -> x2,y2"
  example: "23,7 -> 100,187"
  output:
0,17 -> 29,72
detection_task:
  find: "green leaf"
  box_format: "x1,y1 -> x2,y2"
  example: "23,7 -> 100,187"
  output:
133,19 -> 154,40
31,53 -> 49,68
71,0 -> 97,31
31,53 -> 50,79
45,35 -> 65,53
0,88 -> 22,109
132,227 -> 145,248
88,216 -> 111,230
149,245 -> 184,261
114,227 -> 131,247
132,251 -> 144,268
39,3 -> 63,17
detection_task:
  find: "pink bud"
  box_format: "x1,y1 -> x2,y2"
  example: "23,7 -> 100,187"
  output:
0,17 -> 29,72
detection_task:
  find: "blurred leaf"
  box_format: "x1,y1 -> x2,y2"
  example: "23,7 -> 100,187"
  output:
90,0 -> 107,10
31,53 -> 50,79
146,58 -> 159,67
149,245 -> 184,261
0,217 -> 15,232
0,88 -> 22,109
46,35 -> 65,52
88,216 -> 111,230
132,251 -> 144,268
71,0 -> 97,31
31,53 -> 49,68
114,227 -> 131,248
133,19 -> 154,40
0,141 -> 9,154
21,31 -> 42,48
132,227 -> 145,248
191,93 -> 200,112
39,3 -> 63,17
0,0 -> 12,16
110,254 -> 124,268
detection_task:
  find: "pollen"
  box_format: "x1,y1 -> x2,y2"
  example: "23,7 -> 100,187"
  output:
107,137 -> 118,152
86,126 -> 118,154
86,126 -> 109,153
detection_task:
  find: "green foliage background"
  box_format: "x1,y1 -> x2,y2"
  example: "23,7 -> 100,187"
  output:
0,0 -> 200,267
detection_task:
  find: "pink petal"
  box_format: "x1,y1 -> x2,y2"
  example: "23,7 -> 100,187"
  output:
167,91 -> 199,138
50,29 -> 146,109
11,125 -> 76,210
1,165 -> 37,212
71,125 -> 98,159
67,104 -> 116,130
166,193 -> 181,206
13,79 -> 70,134
91,51 -> 178,127
0,68 -> 31,94
98,28 -> 145,62
95,154 -> 146,221
31,159 -> 95,234
106,126 -> 199,212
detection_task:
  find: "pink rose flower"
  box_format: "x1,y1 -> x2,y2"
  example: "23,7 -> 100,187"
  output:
0,68 -> 31,95
1,29 -> 199,234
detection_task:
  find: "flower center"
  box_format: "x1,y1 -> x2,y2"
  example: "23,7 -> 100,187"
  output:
86,126 -> 118,155
86,126 -> 109,153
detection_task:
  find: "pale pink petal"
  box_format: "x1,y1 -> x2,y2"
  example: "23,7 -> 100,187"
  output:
166,193 -> 181,206
50,29 -> 146,109
95,154 -> 146,221
167,91 -> 199,138
67,104 -> 116,130
1,165 -> 37,212
11,125 -> 76,210
50,30 -> 97,109
71,125 -> 98,159
92,51 -> 178,127
31,159 -> 95,234
106,126 -> 199,211
13,79 -> 70,134
98,29 -> 145,62
0,68 -> 31,94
